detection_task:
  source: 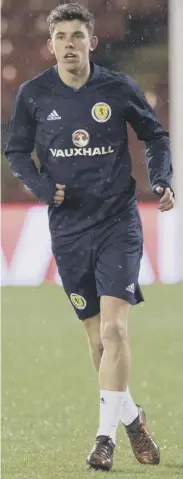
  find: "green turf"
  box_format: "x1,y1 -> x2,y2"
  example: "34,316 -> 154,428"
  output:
2,283 -> 183,478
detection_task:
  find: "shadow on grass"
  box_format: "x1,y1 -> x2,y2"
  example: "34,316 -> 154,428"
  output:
110,468 -> 147,474
165,463 -> 183,470
87,466 -> 147,474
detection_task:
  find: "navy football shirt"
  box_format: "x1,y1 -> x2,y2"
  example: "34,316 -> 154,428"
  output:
5,62 -> 172,238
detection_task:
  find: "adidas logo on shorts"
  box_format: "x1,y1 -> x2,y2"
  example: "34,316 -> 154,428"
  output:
126,283 -> 135,293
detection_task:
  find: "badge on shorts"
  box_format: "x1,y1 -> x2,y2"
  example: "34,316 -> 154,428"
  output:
91,102 -> 111,123
70,293 -> 87,310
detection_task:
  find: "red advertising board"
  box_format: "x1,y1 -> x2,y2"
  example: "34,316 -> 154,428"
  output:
1,203 -> 181,285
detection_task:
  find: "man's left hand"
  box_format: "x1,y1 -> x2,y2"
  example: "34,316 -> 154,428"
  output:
155,186 -> 175,212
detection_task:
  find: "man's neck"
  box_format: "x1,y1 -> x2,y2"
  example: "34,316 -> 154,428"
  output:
57,61 -> 91,89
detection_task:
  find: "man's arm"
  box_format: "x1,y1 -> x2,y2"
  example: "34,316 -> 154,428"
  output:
5,84 -> 56,205
124,77 -> 173,189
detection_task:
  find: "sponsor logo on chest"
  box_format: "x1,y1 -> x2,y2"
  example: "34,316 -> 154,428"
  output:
49,145 -> 114,158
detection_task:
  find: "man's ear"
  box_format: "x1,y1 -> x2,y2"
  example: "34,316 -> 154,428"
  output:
90,36 -> 98,52
47,38 -> 54,55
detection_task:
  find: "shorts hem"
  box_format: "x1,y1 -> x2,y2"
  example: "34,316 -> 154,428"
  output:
98,292 -> 144,306
75,306 -> 100,321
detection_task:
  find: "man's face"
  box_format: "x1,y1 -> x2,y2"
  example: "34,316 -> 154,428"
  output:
48,20 -> 97,72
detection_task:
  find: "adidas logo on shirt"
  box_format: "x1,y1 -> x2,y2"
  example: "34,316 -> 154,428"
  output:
125,283 -> 135,293
47,110 -> 61,121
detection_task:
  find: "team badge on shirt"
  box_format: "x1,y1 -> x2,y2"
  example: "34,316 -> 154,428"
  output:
91,102 -> 111,123
70,293 -> 87,310
72,129 -> 90,147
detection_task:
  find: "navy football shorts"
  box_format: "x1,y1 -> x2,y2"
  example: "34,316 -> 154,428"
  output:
52,204 -> 144,320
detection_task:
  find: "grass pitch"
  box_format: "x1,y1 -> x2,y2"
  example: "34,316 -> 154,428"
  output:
2,283 -> 183,478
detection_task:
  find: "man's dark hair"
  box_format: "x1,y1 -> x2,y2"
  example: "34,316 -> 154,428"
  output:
47,3 -> 95,36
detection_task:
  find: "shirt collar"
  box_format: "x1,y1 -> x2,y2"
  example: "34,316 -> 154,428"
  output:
53,61 -> 100,92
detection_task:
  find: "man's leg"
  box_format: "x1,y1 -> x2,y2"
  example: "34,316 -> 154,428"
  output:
86,297 -> 132,471
99,296 -> 130,391
83,313 -> 103,372
83,311 -> 139,427
96,296 -> 139,447
84,301 -> 140,470
86,296 -> 160,470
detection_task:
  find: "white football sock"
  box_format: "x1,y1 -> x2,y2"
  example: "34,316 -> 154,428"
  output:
96,390 -> 124,445
120,387 -> 139,426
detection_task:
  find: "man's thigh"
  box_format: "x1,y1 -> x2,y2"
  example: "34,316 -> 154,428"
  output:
95,206 -> 144,305
52,234 -> 100,320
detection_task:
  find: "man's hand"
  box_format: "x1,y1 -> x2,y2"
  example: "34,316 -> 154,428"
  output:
155,186 -> 174,212
53,184 -> 65,206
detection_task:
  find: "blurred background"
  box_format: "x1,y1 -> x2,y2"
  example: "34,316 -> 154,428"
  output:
1,0 -> 169,202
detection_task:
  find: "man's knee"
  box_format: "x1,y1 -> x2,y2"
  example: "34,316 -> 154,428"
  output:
90,336 -> 104,356
83,314 -> 103,353
100,296 -> 130,347
101,320 -> 127,347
